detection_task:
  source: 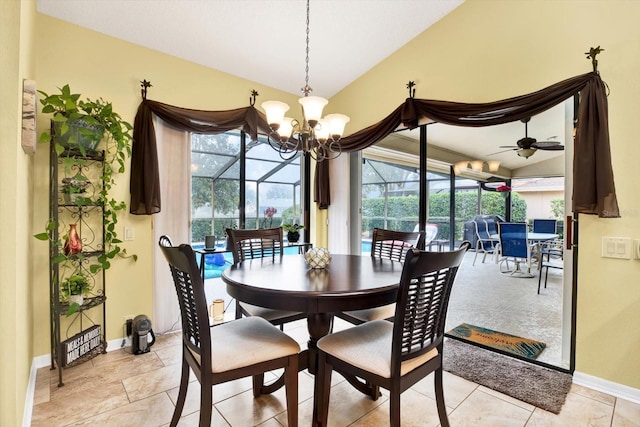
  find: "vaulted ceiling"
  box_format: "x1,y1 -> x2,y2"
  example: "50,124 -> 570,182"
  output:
37,0 -> 567,177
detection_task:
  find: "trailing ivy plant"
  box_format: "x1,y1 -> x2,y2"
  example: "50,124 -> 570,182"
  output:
35,85 -> 137,294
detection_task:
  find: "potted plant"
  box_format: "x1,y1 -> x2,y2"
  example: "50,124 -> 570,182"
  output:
35,85 -> 137,274
283,223 -> 303,243
38,85 -> 105,154
60,272 -> 92,308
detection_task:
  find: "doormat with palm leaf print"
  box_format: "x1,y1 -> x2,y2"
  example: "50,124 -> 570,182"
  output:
446,323 -> 546,359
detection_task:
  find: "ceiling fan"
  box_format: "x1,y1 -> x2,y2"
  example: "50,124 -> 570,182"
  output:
490,117 -> 564,159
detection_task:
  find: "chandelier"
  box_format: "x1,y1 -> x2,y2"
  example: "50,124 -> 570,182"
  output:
453,160 -> 501,175
262,0 -> 350,162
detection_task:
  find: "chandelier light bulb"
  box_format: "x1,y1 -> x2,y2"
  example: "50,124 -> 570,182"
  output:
314,119 -> 330,142
262,100 -> 290,130
486,160 -> 501,172
278,117 -> 295,141
470,160 -> 484,172
298,96 -> 328,126
453,161 -> 468,175
324,113 -> 350,139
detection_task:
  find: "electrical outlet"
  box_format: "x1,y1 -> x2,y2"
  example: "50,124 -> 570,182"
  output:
125,315 -> 134,337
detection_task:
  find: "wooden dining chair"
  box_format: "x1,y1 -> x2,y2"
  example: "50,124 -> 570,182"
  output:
159,238 -> 300,427
335,228 -> 425,325
226,227 -> 307,329
313,243 -> 470,427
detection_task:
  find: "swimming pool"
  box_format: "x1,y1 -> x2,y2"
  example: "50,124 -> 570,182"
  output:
197,244 -> 313,279
199,241 -> 374,279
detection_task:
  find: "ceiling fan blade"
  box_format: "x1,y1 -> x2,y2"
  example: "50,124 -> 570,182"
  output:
498,145 -> 518,149
537,144 -> 564,151
532,140 -> 564,150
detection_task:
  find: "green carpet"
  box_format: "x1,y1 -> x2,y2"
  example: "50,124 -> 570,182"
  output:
446,323 -> 546,359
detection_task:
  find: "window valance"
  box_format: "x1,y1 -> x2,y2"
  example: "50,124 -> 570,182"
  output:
130,71 -> 619,218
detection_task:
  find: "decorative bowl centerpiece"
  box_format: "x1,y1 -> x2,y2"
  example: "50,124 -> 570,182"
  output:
304,247 -> 331,269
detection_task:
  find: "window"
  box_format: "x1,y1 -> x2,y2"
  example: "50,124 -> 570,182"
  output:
190,132 -> 303,246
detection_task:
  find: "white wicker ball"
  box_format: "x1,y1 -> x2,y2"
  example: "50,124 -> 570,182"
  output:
304,247 -> 332,269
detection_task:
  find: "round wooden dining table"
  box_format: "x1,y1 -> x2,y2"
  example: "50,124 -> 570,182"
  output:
222,253 -> 403,392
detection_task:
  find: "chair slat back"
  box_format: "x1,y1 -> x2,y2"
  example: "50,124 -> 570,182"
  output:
532,219 -> 557,234
483,218 -> 499,236
226,227 -> 284,265
371,228 -> 426,262
159,242 -> 211,366
474,220 -> 492,240
391,244 -> 468,368
498,222 -> 529,258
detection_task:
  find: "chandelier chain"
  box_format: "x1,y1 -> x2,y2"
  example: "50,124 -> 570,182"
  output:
302,0 -> 311,96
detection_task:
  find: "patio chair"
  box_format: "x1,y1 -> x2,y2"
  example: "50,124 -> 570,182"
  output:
424,223 -> 438,244
537,240 -> 564,294
313,243 -> 470,427
472,219 -> 499,265
532,218 -> 558,233
498,222 -> 533,278
159,240 -> 300,427
335,228 -> 425,325
530,219 -> 559,267
226,227 -> 307,330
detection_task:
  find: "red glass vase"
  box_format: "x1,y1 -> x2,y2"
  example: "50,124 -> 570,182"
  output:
64,224 -> 82,255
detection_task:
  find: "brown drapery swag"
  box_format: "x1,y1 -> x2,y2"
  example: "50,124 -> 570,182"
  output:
130,71 -> 619,218
130,100 -> 272,214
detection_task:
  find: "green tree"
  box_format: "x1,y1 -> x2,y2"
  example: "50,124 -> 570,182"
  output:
550,198 -> 564,218
362,160 -> 418,196
191,133 -> 240,215
362,191 -> 527,240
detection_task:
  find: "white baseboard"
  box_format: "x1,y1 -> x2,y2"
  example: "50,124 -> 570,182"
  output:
23,338 -> 128,427
573,371 -> 640,404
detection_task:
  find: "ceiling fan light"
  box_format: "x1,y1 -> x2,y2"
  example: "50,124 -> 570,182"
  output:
487,160 -> 501,172
518,148 -> 536,158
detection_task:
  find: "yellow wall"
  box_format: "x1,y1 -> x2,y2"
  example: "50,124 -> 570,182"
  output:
31,14 -> 302,360
331,0 -> 640,389
0,0 -> 36,425
6,4 -> 636,425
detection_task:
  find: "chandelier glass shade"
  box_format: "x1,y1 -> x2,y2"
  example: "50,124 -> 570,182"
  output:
453,159 -> 501,175
262,0 -> 350,161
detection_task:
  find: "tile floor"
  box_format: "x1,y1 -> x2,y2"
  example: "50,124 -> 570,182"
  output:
31,317 -> 639,426
31,252 -> 639,426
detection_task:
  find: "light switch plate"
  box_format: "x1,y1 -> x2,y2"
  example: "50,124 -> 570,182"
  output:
124,226 -> 134,241
601,237 -> 631,259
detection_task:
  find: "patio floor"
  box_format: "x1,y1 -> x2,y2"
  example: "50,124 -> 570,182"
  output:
203,249 -> 565,369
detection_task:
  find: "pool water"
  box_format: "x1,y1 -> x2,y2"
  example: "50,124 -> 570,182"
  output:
199,242 -> 373,279
197,245 -> 309,279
